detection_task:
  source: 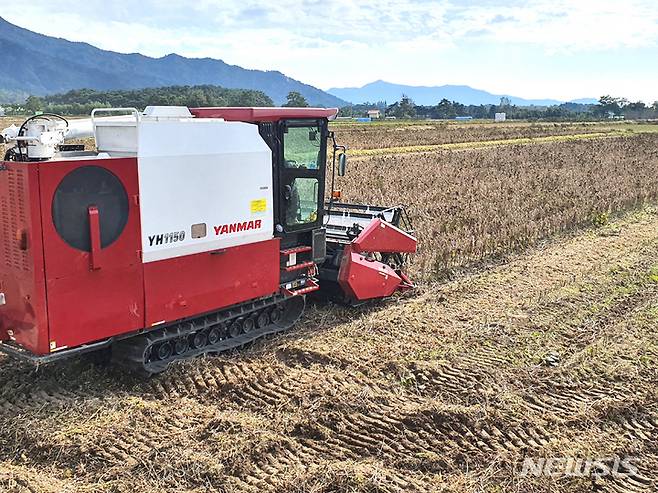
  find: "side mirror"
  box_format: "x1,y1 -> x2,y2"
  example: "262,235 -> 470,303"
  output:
338,153 -> 347,177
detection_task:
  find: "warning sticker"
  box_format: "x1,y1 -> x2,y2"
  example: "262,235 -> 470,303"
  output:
250,199 -> 267,213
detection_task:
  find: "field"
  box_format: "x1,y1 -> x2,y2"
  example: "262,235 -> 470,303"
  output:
334,120 -> 658,151
339,133 -> 658,278
1,118 -> 658,492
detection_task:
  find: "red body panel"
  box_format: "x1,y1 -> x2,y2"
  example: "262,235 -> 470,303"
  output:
352,219 -> 417,254
0,162 -> 49,354
191,107 -> 338,122
143,239 -> 280,326
1,154 -> 285,357
338,245 -> 403,301
39,158 -> 144,352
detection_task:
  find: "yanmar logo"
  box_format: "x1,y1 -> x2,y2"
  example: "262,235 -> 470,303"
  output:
214,220 -> 262,236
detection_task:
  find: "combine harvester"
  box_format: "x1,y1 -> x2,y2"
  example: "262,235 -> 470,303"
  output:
0,107 -> 416,374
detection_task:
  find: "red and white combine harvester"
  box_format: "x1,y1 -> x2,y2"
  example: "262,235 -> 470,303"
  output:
0,107 -> 416,374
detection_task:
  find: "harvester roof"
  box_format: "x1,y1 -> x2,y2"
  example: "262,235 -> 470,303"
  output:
190,107 -> 338,122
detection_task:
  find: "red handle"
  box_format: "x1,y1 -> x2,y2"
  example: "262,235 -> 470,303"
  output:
88,206 -> 102,270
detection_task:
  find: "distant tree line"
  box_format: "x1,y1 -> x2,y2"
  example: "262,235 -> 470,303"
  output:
340,95 -> 658,121
3,86 -> 655,121
2,85 -> 275,115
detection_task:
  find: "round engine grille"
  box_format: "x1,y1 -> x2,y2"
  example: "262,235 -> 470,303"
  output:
52,166 -> 129,252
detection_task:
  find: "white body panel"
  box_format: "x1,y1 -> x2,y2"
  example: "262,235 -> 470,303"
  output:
95,108 -> 274,263
138,120 -> 273,263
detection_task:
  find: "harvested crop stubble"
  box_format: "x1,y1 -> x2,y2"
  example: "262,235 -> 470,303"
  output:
336,121 -> 623,150
337,134 -> 658,278
1,208 -> 658,492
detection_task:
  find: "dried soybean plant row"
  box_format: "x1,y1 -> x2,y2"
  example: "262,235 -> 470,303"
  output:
338,134 -> 658,278
335,121 -> 622,150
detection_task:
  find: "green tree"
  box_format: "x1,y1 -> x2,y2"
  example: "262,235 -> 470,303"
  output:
597,95 -> 627,117
625,101 -> 647,119
338,106 -> 353,117
390,94 -> 416,119
25,95 -> 44,114
284,91 -> 309,107
499,96 -> 512,109
435,98 -> 456,119
30,85 -> 273,115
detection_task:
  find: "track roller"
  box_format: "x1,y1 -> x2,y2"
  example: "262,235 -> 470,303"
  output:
256,310 -> 269,329
191,331 -> 207,349
174,338 -> 189,356
229,320 -> 243,338
156,342 -> 172,361
208,325 -> 223,345
243,316 -> 255,334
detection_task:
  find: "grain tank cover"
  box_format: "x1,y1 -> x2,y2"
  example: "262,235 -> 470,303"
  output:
93,107 -> 274,263
93,107 -> 196,155
143,106 -> 194,119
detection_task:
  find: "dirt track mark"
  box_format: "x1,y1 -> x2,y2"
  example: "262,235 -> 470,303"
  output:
596,461 -> 657,493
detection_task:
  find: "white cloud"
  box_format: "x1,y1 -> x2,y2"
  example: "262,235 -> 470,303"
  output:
1,0 -> 656,101
449,0 -> 658,52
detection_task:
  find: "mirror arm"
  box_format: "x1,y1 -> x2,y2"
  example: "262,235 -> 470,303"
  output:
328,131 -> 338,209
326,130 -> 348,219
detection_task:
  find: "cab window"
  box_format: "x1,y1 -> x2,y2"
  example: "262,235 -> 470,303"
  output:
283,126 -> 321,169
285,177 -> 319,227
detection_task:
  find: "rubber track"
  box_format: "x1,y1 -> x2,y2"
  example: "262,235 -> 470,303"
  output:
112,295 -> 303,375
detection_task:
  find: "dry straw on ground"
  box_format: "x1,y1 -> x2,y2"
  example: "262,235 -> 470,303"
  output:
0,207 -> 656,492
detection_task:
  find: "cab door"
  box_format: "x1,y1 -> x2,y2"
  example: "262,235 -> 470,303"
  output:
277,120 -> 327,234
39,158 -> 144,351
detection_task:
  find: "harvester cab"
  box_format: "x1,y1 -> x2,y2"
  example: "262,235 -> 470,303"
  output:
0,106 -> 417,374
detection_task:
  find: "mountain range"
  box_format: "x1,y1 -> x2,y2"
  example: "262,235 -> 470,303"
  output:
0,17 -> 598,108
328,80 -> 597,107
0,16 -> 345,107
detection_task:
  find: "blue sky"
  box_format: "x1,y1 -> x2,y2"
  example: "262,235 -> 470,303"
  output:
3,0 -> 657,102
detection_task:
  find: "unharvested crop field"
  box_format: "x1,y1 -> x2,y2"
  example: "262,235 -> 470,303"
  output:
338,134 -> 658,278
1,118 -> 658,493
334,120 -> 652,151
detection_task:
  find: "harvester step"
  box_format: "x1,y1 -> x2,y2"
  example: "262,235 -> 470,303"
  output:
280,246 -> 312,255
282,261 -> 315,272
283,280 -> 320,296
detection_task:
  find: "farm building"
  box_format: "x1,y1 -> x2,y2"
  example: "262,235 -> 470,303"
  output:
0,106 -> 5,116
367,109 -> 381,119
494,112 -> 507,122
